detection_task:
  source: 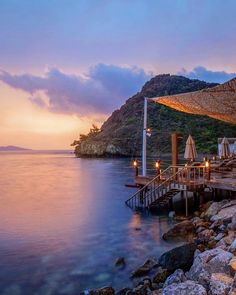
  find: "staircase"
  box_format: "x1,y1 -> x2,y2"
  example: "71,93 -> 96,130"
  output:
125,166 -> 187,210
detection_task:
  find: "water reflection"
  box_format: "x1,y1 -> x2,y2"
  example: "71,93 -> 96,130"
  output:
0,153 -> 177,294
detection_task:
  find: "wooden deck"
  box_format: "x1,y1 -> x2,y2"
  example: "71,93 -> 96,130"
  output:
135,172 -> 236,192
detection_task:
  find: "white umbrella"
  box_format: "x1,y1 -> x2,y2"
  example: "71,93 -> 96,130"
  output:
184,135 -> 198,161
220,137 -> 230,158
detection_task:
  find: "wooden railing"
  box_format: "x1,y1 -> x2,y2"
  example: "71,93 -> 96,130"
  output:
125,165 -> 207,210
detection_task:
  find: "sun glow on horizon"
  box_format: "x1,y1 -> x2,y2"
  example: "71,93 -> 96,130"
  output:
0,82 -> 107,149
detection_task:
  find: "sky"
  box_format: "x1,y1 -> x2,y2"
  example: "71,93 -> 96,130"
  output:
0,0 -> 236,149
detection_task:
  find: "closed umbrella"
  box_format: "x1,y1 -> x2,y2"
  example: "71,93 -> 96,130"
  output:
184,135 -> 198,161
220,137 -> 230,158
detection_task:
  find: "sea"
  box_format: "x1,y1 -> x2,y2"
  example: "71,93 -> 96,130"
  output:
0,151 -> 178,294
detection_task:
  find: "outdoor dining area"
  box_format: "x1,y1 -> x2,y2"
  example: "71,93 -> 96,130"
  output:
126,77 -> 236,212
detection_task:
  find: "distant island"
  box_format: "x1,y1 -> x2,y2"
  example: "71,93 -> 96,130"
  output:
0,146 -> 32,151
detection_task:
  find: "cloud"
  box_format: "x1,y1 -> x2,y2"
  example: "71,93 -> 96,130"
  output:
178,66 -> 236,83
0,64 -> 151,115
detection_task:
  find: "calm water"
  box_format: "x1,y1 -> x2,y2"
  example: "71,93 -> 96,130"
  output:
0,152 -> 177,294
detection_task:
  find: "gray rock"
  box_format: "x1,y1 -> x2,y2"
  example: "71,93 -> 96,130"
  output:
219,224 -> 227,232
196,227 -> 205,234
187,247 -> 234,289
214,232 -> 226,242
159,243 -> 196,272
211,204 -> 236,223
163,269 -> 186,287
228,213 -> 236,230
209,272 -> 233,295
205,200 -> 228,219
229,239 -> 236,255
163,280 -> 207,295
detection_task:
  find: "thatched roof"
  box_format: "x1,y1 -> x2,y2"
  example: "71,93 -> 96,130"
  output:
151,77 -> 236,124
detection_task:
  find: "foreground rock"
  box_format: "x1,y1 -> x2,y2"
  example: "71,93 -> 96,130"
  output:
163,280 -> 207,295
159,243 -> 196,272
163,269 -> 186,287
187,247 -> 234,289
209,272 -> 234,295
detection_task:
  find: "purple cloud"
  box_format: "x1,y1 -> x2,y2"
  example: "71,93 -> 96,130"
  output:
0,64 -> 151,115
178,66 -> 236,83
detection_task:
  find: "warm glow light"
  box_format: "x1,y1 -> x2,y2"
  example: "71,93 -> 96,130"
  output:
155,161 -> 160,169
133,160 -> 138,167
205,160 -> 210,168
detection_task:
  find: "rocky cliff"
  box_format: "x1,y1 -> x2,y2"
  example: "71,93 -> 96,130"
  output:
73,74 -> 236,157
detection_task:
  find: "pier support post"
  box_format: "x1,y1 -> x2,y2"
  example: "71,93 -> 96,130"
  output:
185,190 -> 188,217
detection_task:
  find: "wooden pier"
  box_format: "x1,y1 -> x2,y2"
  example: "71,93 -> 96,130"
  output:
125,164 -> 236,216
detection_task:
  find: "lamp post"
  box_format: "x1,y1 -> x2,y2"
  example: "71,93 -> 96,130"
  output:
133,160 -> 139,177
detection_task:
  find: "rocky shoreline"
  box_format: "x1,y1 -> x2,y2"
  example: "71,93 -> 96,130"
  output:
86,199 -> 236,295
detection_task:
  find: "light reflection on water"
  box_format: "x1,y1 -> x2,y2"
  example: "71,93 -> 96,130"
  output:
0,152 -> 177,294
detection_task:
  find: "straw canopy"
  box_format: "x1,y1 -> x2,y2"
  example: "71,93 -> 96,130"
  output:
151,78 -> 236,124
220,137 -> 230,158
184,135 -> 198,161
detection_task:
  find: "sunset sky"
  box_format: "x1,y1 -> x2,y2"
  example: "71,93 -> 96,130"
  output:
0,0 -> 236,149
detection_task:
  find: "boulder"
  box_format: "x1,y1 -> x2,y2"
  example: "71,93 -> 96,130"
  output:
131,258 -> 158,277
187,247 -> 234,289
211,204 -> 236,223
162,280 -> 207,295
205,200 -> 228,219
162,220 -> 195,241
152,267 -> 169,284
209,272 -> 233,295
163,269 -> 186,287
159,243 -> 196,272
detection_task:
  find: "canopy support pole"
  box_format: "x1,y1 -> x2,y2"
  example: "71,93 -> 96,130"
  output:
142,97 -> 147,176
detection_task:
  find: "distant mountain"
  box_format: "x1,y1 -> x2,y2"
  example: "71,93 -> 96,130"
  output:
0,146 -> 32,151
73,74 -> 236,157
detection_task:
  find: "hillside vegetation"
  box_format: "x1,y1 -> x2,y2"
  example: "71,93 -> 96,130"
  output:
73,74 -> 236,157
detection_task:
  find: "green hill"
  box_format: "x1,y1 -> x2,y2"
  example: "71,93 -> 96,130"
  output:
73,74 -> 236,157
